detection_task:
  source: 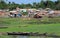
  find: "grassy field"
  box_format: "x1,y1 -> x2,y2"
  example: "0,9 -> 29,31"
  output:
0,18 -> 60,36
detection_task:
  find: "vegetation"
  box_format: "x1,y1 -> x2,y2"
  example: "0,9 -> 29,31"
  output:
0,18 -> 60,35
0,0 -> 60,38
0,0 -> 60,10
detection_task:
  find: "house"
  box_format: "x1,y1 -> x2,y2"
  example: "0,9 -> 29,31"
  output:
54,10 -> 60,16
0,10 -> 5,17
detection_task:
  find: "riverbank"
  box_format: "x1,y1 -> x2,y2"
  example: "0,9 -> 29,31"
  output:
0,32 -> 60,38
0,18 -> 60,36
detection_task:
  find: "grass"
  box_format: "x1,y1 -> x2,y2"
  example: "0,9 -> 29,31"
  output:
0,18 -> 60,35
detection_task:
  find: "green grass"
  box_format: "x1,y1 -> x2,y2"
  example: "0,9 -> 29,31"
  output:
0,18 -> 60,35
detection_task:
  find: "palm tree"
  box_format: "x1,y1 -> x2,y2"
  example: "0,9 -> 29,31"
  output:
33,2 -> 37,8
57,0 -> 60,1
55,0 -> 60,10
45,0 -> 51,8
0,0 -> 3,1
0,0 -> 3,2
0,0 -> 7,2
40,0 -> 45,8
46,0 -> 51,1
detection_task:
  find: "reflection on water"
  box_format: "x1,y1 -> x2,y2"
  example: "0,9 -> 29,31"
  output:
8,35 -> 57,38
17,36 -> 28,38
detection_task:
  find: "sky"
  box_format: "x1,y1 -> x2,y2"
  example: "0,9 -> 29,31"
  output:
6,0 -> 57,4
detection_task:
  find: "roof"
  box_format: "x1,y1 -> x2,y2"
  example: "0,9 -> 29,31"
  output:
10,11 -> 17,13
54,10 -> 60,14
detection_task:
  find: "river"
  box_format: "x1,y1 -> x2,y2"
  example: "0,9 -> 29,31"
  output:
8,35 -> 59,38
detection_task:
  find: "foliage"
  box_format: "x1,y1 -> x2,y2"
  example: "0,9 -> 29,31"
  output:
0,0 -> 60,10
22,12 -> 28,15
0,18 -> 60,35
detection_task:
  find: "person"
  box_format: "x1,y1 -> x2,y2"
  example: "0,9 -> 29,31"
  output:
14,11 -> 18,17
17,13 -> 22,17
14,14 -> 17,17
48,10 -> 54,14
9,12 -> 14,18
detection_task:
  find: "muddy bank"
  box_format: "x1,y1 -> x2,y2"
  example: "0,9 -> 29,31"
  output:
7,32 -> 60,37
0,32 -> 60,37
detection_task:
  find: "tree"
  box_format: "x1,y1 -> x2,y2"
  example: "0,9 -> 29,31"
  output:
55,0 -> 60,10
32,2 -> 37,8
0,0 -> 4,2
44,0 -> 55,9
40,0 -> 46,8
26,4 -> 32,8
0,0 -> 60,10
0,0 -> 7,9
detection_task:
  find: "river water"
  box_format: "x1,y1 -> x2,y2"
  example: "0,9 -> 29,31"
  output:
8,35 -> 59,38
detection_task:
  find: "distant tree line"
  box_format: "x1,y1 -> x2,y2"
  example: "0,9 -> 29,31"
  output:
0,0 -> 60,10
